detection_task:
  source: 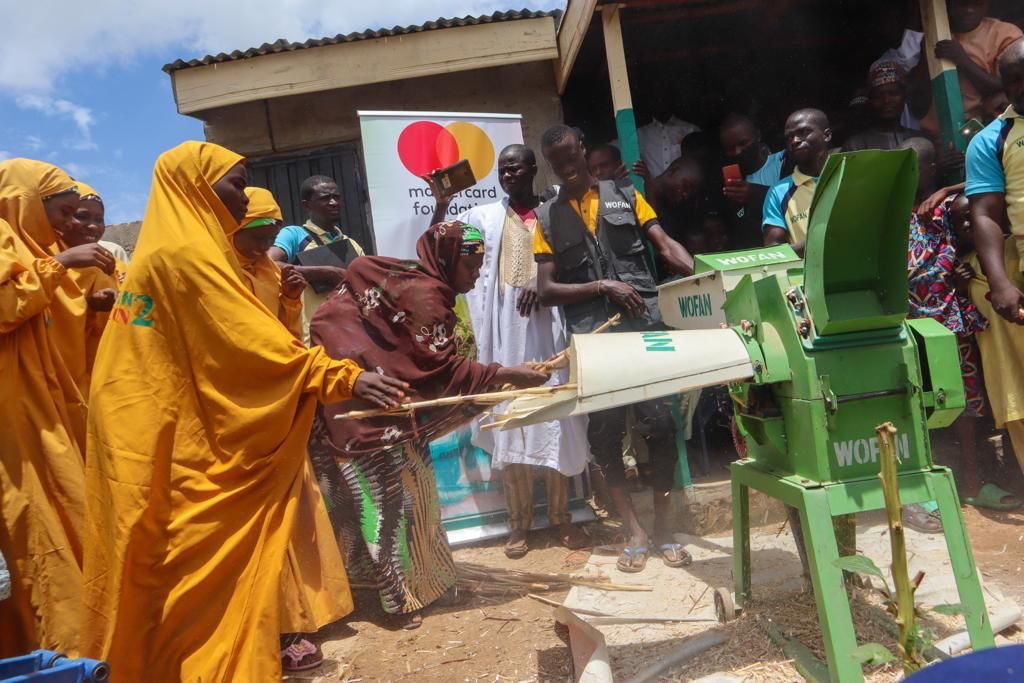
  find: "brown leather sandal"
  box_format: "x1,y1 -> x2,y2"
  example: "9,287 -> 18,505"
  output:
504,529 -> 529,559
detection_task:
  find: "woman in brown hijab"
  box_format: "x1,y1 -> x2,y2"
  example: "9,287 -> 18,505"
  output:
309,221 -> 548,629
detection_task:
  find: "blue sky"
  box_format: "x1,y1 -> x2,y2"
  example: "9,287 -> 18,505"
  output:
0,1 -> 561,224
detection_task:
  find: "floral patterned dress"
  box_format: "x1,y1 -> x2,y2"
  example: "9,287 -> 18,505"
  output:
907,199 -> 987,416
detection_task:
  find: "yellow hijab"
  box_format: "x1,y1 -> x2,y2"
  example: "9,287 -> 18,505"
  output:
75,181 -> 101,203
82,141 -> 359,681
0,159 -> 87,657
39,177 -> 119,398
235,186 -> 287,315
242,185 -> 283,226
0,159 -> 78,256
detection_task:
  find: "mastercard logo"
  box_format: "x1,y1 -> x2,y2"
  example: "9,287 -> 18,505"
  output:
397,121 -> 495,180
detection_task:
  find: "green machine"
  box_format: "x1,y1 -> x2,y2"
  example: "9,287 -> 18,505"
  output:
723,149 -> 994,681
497,149 -> 994,683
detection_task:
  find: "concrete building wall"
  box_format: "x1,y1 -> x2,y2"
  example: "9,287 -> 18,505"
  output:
103,221 -> 142,255
197,61 -> 564,190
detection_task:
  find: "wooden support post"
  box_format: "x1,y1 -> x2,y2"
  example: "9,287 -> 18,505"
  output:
919,0 -> 967,153
600,4 -> 644,194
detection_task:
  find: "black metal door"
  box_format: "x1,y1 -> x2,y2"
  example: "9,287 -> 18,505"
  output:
247,144 -> 374,253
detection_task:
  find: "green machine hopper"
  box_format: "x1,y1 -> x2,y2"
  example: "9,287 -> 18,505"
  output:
725,149 -> 993,681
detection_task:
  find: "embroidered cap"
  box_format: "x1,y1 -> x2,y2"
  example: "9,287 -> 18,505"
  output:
868,61 -> 906,89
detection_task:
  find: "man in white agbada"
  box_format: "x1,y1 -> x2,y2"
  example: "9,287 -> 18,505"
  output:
459,145 -> 589,558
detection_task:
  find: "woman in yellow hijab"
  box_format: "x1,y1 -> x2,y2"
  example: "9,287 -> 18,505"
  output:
81,141 -> 406,681
71,184 -> 131,265
0,158 -> 115,656
235,186 -> 306,339
235,185 -> 352,672
46,180 -> 122,398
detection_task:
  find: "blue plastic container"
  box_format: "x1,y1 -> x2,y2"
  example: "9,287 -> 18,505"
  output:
0,650 -> 109,682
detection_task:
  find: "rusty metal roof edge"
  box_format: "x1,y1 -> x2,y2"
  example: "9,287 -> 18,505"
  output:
163,8 -> 563,73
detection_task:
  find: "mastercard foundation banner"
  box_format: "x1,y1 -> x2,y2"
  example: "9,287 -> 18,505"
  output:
358,110 -> 524,258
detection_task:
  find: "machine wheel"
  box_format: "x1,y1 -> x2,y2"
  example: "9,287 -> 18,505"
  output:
714,587 -> 736,623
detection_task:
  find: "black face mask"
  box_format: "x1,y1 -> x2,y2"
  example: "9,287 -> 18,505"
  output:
729,142 -> 764,176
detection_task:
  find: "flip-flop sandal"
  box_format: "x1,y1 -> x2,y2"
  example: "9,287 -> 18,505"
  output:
658,543 -> 693,568
616,546 -> 649,573
281,637 -> 324,672
965,483 -> 1024,511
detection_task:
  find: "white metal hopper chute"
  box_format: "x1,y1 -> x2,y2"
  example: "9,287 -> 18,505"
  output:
493,328 -> 754,430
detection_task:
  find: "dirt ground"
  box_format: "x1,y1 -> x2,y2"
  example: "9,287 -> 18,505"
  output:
285,528 -> 591,683
288,425 -> 1024,682
284,509 -> 1023,683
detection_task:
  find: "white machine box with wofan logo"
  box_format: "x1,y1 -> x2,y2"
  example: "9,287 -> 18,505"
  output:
658,245 -> 801,330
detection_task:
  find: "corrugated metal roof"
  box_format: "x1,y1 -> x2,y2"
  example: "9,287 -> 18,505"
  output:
163,8 -> 563,73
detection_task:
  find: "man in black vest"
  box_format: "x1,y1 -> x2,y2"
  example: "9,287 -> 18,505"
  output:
533,124 -> 695,572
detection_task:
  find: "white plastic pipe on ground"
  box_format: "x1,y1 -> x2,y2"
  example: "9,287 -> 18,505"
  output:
933,601 -> 1021,656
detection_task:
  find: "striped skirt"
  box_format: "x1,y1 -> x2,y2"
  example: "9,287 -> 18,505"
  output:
309,420 -> 456,615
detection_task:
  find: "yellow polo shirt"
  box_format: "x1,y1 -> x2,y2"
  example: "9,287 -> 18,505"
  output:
533,187 -> 659,255
761,168 -> 818,245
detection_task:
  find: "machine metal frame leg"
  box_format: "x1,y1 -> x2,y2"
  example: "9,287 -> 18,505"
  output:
798,489 -> 862,683
730,461 -> 993,683
927,469 -> 995,650
732,475 -> 751,604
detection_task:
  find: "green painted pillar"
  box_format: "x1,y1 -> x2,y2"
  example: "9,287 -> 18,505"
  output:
601,5 -> 645,195
920,0 -> 967,154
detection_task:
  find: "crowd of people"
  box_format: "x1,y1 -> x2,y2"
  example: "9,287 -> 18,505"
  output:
3,1 -> 1024,680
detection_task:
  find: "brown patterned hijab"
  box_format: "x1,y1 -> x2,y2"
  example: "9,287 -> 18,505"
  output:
310,221 -> 497,456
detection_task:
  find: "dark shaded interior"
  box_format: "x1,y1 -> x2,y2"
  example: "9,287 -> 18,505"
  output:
562,0 -> 1024,149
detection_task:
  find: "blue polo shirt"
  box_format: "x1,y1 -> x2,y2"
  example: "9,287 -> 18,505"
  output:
272,220 -> 364,264
966,105 -> 1024,268
762,169 -> 818,245
747,150 -> 786,186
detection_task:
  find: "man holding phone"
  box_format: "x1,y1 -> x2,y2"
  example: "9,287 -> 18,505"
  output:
762,109 -> 833,257
718,113 -> 788,248
534,124 -> 695,573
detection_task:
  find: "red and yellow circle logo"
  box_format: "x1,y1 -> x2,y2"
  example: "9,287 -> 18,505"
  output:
397,121 -> 495,180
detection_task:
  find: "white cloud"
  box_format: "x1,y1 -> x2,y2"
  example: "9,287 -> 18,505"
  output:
62,162 -> 85,178
0,1 -> 562,93
17,95 -> 93,135
0,151 -> 10,161
16,95 -> 96,149
25,135 -> 44,151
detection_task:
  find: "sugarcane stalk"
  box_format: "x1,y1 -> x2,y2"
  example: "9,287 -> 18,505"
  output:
863,603 -> 949,662
877,421 -> 924,674
336,383 -> 578,420
533,313 -> 621,372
